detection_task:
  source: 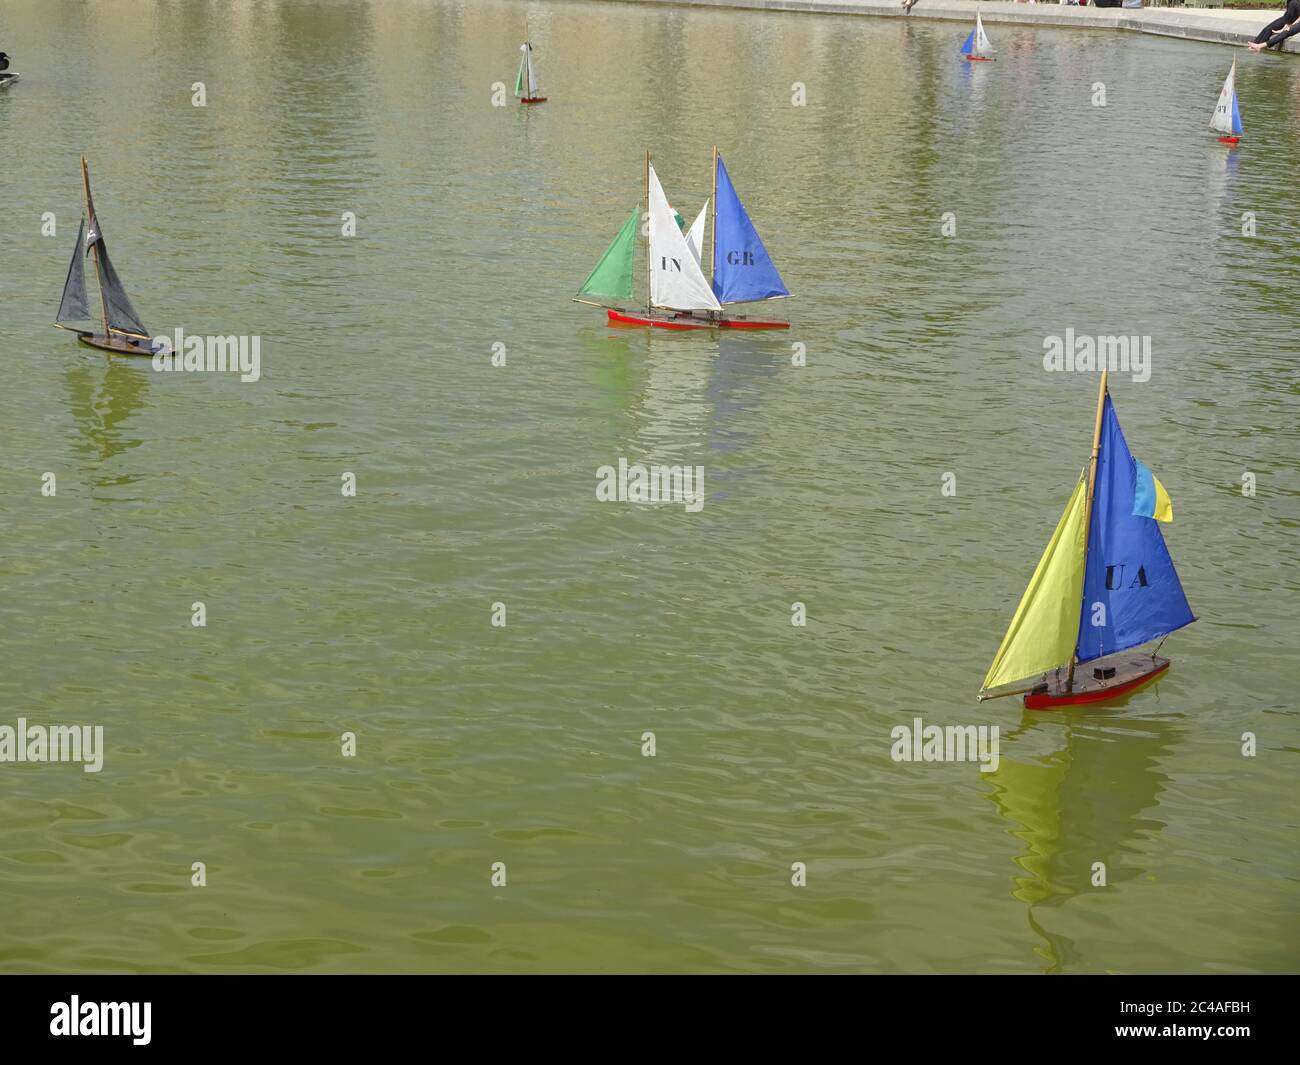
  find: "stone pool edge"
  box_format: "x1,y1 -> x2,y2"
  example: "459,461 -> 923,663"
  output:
596,0 -> 1300,54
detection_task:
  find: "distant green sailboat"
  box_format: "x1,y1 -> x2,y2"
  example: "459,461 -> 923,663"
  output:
515,37 -> 545,105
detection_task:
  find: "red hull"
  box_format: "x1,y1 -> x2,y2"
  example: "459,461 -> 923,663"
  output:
964,56 -> 994,62
1216,136 -> 1240,145
606,309 -> 789,331
521,97 -> 547,105
1023,657 -> 1169,710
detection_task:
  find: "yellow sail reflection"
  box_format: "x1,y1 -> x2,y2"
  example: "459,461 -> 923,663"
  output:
986,716 -> 1177,973
989,752 -> 1071,909
982,474 -> 1088,692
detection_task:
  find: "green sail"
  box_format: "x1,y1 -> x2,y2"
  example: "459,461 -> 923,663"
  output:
576,207 -> 638,303
514,52 -> 526,97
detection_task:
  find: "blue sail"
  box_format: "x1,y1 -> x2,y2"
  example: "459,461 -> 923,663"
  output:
1230,92 -> 1243,136
712,155 -> 789,305
960,29 -> 974,55
1076,395 -> 1195,662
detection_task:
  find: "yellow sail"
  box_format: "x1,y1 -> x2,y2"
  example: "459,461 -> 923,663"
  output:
981,474 -> 1089,692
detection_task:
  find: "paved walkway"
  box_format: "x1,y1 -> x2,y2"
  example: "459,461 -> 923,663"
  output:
617,1 -> 1300,53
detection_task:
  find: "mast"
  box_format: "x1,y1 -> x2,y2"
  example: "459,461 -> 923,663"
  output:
710,145 -> 718,291
80,156 -> 108,338
644,150 -> 651,314
1067,367 -> 1109,691
525,42 -> 532,98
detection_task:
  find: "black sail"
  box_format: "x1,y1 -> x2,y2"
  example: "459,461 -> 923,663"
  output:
84,177 -> 149,339
96,240 -> 150,338
56,218 -> 91,325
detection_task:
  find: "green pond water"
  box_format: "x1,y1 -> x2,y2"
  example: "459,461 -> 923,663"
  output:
0,0 -> 1297,973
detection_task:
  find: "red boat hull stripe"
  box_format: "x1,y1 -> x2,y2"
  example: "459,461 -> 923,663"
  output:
606,309 -> 789,330
1023,661 -> 1169,710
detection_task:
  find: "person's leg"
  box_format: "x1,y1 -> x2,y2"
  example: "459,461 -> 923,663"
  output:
1266,24 -> 1300,48
1254,15 -> 1289,44
1249,15 -> 1290,50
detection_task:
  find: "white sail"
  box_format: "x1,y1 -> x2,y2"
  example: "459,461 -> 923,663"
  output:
685,200 -> 708,266
649,166 -> 721,312
974,12 -> 995,57
526,44 -> 540,97
1210,59 -> 1237,135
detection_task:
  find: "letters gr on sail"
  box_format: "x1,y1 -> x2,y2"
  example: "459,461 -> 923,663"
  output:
979,377 -> 1195,709
55,157 -> 159,356
573,150 -> 791,330
1210,58 -> 1243,142
711,156 -> 789,305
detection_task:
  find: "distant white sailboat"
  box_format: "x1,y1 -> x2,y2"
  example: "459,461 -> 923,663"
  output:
960,12 -> 996,62
515,38 -> 546,104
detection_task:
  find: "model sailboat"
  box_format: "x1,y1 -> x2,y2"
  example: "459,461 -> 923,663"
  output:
55,157 -> 157,356
574,149 -> 790,330
1210,58 -> 1243,145
960,13 -> 995,62
515,39 -> 546,105
978,371 -> 1195,709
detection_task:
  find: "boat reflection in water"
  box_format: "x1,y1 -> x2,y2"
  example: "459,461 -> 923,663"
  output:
62,358 -> 151,489
986,709 -> 1179,973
